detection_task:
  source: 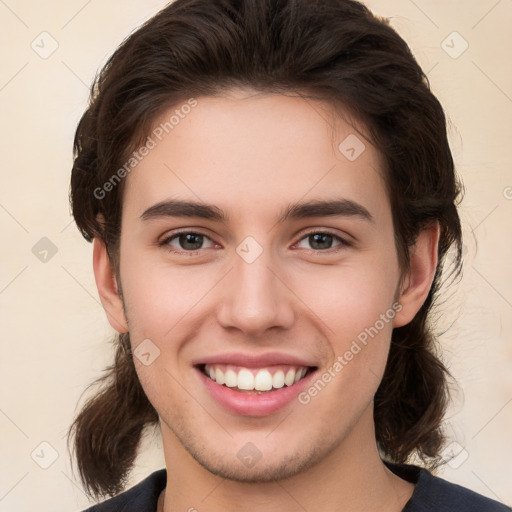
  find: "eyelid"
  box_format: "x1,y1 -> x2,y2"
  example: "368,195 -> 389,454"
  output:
158,229 -> 217,253
159,227 -> 352,254
293,228 -> 352,251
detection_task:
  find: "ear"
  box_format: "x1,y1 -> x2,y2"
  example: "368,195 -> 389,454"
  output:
92,237 -> 129,333
393,222 -> 440,328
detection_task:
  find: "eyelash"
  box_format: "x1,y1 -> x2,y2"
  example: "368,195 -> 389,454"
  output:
158,229 -> 352,255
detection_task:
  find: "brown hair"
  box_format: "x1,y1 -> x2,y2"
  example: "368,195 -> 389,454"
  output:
68,0 -> 463,500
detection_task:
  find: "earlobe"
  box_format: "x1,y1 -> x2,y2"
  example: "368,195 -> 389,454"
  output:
92,237 -> 129,333
393,222 -> 440,328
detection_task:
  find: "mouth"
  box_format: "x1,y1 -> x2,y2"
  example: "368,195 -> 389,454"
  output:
192,352 -> 319,417
199,363 -> 315,394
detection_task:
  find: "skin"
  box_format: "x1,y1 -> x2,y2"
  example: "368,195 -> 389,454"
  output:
94,88 -> 439,512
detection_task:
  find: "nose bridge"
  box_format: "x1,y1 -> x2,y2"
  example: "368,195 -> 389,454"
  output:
217,236 -> 294,335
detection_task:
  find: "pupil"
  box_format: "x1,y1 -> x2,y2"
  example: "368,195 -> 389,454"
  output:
181,233 -> 203,250
177,233 -> 333,251
311,233 -> 332,250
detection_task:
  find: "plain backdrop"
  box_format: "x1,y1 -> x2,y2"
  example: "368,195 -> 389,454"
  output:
0,1 -> 511,510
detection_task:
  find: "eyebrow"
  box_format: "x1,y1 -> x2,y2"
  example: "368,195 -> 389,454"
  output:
140,198 -> 374,224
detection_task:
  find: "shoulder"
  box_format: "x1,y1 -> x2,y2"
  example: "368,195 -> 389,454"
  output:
411,471 -> 511,512
385,461 -> 511,512
79,469 -> 167,512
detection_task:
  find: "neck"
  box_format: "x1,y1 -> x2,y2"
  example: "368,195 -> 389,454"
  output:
159,407 -> 414,512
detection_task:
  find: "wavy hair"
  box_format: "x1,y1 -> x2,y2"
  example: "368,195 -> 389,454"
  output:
68,0 -> 463,500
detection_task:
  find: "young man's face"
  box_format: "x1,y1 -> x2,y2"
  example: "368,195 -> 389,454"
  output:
95,88 -> 435,482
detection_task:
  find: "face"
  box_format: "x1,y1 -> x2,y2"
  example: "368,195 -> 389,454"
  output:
101,88 -> 424,482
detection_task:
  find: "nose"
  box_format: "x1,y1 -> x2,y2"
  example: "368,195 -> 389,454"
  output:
216,244 -> 295,338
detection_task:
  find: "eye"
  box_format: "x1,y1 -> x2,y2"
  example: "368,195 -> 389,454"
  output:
158,229 -> 351,255
159,231 -> 216,254
294,230 -> 351,252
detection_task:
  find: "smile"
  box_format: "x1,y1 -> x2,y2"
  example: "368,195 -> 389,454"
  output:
202,363 -> 311,393
195,357 -> 318,416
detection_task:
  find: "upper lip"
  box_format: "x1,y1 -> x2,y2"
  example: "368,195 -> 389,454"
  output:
193,352 -> 316,368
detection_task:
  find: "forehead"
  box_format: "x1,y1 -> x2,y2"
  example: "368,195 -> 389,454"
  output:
122,89 -> 389,222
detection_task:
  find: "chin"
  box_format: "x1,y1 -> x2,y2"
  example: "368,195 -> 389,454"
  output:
191,448 -> 323,483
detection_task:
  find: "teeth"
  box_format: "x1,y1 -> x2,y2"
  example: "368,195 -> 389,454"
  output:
215,368 -> 225,385
272,370 -> 285,389
294,367 -> 307,383
204,364 -> 309,391
284,369 -> 296,386
254,369 -> 273,391
237,369 -> 254,390
224,369 -> 238,387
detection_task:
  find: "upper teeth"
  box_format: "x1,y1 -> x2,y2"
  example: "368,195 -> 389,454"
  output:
205,364 -> 308,391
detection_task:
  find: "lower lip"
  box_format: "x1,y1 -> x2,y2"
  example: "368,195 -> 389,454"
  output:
197,367 -> 315,417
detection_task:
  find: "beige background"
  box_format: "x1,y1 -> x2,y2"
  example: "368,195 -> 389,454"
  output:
0,1 -> 511,510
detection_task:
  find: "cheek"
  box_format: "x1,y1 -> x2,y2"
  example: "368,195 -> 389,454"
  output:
120,227 -> 401,342
291,251 -> 400,399
119,247 -> 212,336
292,255 -> 400,337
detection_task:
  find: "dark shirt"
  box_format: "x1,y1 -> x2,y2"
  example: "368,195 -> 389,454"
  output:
82,460 -> 511,511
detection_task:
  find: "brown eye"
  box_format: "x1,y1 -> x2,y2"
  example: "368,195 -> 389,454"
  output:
295,231 -> 350,252
160,231 -> 215,253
